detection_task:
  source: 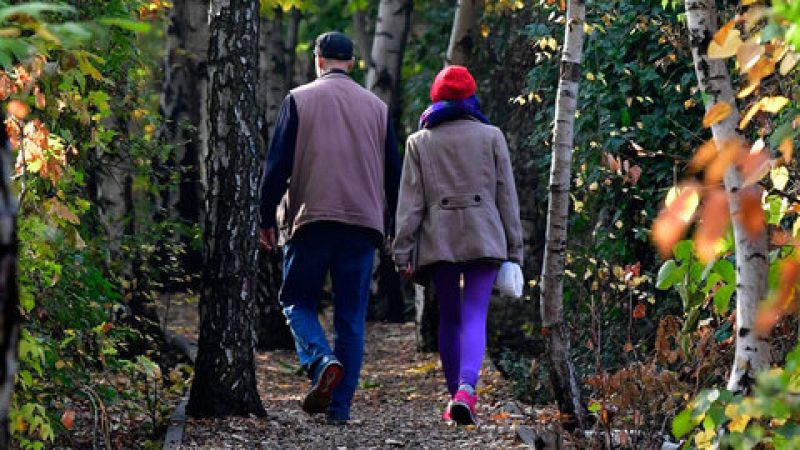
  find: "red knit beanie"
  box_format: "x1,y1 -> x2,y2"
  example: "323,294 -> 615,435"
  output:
430,65 -> 476,102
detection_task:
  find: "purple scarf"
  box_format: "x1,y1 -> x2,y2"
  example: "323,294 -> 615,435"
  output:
418,95 -> 490,130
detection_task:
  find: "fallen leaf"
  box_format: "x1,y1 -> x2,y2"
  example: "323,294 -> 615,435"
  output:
632,302 -> 646,319
61,409 -> 75,430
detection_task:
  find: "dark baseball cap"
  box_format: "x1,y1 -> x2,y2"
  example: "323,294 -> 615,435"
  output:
314,31 -> 354,61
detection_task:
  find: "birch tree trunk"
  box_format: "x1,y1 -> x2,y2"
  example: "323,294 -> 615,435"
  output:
538,0 -> 586,431
684,0 -> 770,394
445,0 -> 483,67
0,127 -> 18,448
365,0 -> 413,121
159,0 -> 209,229
186,0 -> 265,418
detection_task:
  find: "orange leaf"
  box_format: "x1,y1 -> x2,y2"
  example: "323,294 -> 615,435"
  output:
747,58 -> 775,85
652,182 -> 700,257
737,186 -> 765,240
490,411 -> 510,421
737,82 -> 758,99
694,188 -> 730,263
34,85 -> 45,109
705,139 -> 747,185
61,409 -> 75,430
688,140 -> 717,173
714,19 -> 736,45
755,259 -> 800,334
7,99 -> 29,120
737,43 -> 765,73
708,26 -> 742,59
739,149 -> 771,187
623,342 -> 633,353
780,138 -> 793,164
703,102 -> 733,128
632,302 -> 646,319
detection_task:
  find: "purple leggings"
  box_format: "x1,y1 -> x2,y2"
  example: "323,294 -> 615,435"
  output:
431,262 -> 499,396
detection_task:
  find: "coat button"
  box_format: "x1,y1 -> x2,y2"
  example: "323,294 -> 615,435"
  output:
441,199 -> 449,206
474,195 -> 481,202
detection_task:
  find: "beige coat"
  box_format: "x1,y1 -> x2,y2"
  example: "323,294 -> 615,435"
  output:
393,119 -> 523,270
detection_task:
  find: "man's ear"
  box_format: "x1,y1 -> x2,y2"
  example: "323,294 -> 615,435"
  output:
316,55 -> 324,70
347,58 -> 355,72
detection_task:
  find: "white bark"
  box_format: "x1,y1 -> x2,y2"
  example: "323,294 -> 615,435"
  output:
684,0 -> 770,394
445,0 -> 483,67
365,0 -> 413,115
538,0 -> 586,430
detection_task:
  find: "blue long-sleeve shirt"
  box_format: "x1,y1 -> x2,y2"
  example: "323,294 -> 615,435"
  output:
258,93 -> 402,236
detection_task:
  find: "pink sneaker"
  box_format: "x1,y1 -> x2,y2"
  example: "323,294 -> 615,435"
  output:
442,402 -> 452,422
450,389 -> 478,426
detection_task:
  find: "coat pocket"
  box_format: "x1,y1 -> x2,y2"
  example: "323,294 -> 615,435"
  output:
438,193 -> 483,210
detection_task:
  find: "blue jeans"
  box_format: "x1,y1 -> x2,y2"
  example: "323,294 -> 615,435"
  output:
280,222 -> 377,420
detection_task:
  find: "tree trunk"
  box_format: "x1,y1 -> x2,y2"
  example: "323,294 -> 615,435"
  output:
159,0 -> 209,230
285,7 -> 300,88
445,0 -> 483,67
365,0 -> 413,123
684,0 -> 770,394
254,8 -> 293,351
353,8 -> 373,68
186,0 -> 265,418
414,283 -> 438,352
0,127 -> 18,448
538,0 -> 586,431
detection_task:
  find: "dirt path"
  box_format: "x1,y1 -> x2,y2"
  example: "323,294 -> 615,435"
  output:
179,321 -> 537,449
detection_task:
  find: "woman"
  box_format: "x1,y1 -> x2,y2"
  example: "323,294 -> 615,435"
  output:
393,65 -> 523,426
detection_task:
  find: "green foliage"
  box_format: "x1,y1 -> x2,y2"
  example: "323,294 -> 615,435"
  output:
673,344 -> 800,449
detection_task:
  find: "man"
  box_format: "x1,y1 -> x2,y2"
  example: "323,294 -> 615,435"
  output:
258,31 -> 401,423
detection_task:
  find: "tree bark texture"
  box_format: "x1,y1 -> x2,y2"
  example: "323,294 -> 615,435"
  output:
538,0 -> 586,431
255,249 -> 293,350
684,0 -> 770,394
366,0 -> 413,123
158,0 -> 209,228
0,126 -> 18,448
353,8 -> 373,69
285,8 -> 301,88
445,0 -> 483,67
259,8 -> 288,143
186,0 -> 266,418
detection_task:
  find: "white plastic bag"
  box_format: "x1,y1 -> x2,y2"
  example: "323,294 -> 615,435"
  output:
494,261 -> 524,298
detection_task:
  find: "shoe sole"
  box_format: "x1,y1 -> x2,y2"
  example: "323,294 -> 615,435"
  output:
450,401 -> 478,426
301,363 -> 344,415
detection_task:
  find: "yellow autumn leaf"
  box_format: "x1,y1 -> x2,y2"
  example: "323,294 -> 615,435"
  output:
761,96 -> 790,113
771,166 -> 789,191
480,23 -> 490,38
708,28 -> 742,59
737,82 -> 758,99
728,413 -> 751,433
744,6 -> 769,32
748,58 -> 775,84
714,19 -> 736,45
739,101 -> 762,129
703,102 -> 733,128
780,51 -> 800,75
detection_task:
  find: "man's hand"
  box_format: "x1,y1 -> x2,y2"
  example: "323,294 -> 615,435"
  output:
259,227 -> 277,251
397,262 -> 413,281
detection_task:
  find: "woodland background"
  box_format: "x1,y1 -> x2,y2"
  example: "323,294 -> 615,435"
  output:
0,0 -> 796,448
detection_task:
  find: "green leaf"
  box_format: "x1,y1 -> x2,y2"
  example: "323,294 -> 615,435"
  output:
0,2 -> 76,22
674,240 -> 694,261
673,408 -> 701,438
713,259 -> 736,284
98,17 -> 151,33
714,284 -> 735,314
656,260 -> 679,289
